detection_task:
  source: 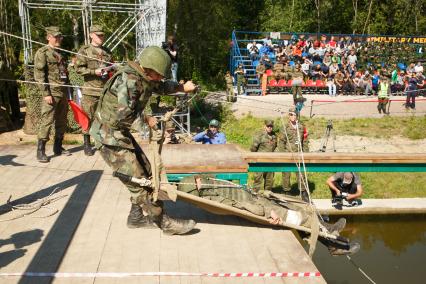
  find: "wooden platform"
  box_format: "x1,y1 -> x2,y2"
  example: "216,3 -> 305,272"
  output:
244,152 -> 426,172
0,145 -> 324,284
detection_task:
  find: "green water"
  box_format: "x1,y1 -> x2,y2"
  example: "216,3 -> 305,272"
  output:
312,215 -> 426,284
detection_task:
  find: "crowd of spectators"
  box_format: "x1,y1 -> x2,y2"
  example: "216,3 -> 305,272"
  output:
246,34 -> 425,96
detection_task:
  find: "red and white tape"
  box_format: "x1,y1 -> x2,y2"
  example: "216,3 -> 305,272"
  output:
0,272 -> 321,278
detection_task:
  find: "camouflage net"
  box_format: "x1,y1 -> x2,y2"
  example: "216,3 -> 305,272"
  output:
22,65 -> 84,135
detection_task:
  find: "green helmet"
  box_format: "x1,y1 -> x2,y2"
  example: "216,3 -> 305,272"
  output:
209,119 -> 220,127
138,46 -> 171,78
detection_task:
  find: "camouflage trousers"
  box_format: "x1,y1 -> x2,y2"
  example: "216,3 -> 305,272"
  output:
178,176 -> 312,227
282,172 -> 304,192
226,84 -> 235,102
81,94 -> 99,134
253,172 -> 274,193
37,88 -> 68,140
97,136 -> 163,214
377,98 -> 389,113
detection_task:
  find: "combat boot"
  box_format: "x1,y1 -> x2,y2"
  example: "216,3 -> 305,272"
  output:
127,204 -> 156,229
53,136 -> 70,156
320,217 -> 346,234
301,190 -> 310,203
329,242 -> 361,256
156,214 -> 196,235
36,139 -> 49,163
83,134 -> 94,156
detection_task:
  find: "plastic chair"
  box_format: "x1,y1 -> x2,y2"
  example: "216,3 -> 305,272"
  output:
266,69 -> 273,77
268,79 -> 278,87
277,79 -> 287,87
289,61 -> 295,67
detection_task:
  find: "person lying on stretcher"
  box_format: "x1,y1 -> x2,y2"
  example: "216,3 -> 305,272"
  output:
179,175 -> 360,256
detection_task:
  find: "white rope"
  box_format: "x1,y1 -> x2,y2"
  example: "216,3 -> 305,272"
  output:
0,30 -> 114,65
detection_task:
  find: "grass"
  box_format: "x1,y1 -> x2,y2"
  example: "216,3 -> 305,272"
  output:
211,109 -> 426,199
246,172 -> 426,199
221,114 -> 426,150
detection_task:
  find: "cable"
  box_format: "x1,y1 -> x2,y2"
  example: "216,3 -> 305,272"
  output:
0,30 -> 114,65
346,255 -> 377,284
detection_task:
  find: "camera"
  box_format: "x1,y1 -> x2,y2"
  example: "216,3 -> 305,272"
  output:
161,41 -> 169,50
206,130 -> 215,139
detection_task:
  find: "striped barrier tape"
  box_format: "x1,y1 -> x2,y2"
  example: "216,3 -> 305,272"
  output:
0,272 -> 321,278
312,98 -> 426,103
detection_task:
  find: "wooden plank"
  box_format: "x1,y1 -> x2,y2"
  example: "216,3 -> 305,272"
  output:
243,152 -> 426,164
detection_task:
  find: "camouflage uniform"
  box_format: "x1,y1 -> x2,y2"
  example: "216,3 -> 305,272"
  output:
250,120 -> 277,193
76,25 -> 113,155
177,175 -> 360,256
277,116 -> 309,193
234,66 -> 246,96
90,47 -> 196,234
34,27 -> 70,162
273,62 -> 284,80
224,73 -> 235,102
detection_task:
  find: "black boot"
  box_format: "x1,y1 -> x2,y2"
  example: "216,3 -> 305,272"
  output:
83,134 -> 94,156
53,136 -> 70,156
36,139 -> 49,163
320,218 -> 346,234
127,204 -> 156,229
329,242 -> 361,256
156,214 -> 196,235
301,190 -> 310,203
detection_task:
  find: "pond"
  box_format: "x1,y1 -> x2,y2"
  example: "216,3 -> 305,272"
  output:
311,214 -> 426,284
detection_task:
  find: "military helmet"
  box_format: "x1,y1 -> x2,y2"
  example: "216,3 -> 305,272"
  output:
209,119 -> 220,127
138,46 -> 171,78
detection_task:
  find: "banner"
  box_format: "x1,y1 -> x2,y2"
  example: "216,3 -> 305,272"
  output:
367,36 -> 426,44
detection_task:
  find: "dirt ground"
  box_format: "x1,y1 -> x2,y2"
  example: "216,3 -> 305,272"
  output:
309,135 -> 426,153
228,94 -> 426,119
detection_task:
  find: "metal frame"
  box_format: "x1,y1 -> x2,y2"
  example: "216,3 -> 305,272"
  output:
18,0 -> 167,64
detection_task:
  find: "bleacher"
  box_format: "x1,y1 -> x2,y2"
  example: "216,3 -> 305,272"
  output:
230,30 -> 426,96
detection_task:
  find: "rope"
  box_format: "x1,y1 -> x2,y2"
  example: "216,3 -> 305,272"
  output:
346,255 -> 377,284
0,30 -> 114,65
0,78 -> 102,90
0,188 -> 67,222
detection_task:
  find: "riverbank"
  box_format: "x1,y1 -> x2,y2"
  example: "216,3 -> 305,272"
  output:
314,198 -> 426,215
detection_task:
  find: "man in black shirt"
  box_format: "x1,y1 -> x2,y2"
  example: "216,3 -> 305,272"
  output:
327,172 -> 363,209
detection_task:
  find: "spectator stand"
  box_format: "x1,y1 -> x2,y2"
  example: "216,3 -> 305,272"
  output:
230,30 -> 426,96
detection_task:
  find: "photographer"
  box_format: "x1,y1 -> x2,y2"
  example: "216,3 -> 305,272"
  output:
192,119 -> 226,144
162,35 -> 179,82
327,172 -> 363,209
163,121 -> 182,144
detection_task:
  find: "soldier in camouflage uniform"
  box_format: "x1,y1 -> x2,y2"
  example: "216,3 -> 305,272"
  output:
224,71 -> 235,102
290,64 -> 305,114
277,108 -> 309,202
90,46 -> 197,234
178,175 -> 360,256
76,25 -> 113,156
234,64 -> 246,96
34,27 -> 70,163
250,119 -> 277,193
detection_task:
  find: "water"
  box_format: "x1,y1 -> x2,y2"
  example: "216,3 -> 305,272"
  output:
311,215 -> 426,284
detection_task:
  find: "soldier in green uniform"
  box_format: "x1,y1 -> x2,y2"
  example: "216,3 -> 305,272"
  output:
250,119 -> 277,193
377,75 -> 391,114
224,71 -> 235,102
90,46 -> 197,234
34,26 -> 70,163
234,64 -> 246,96
272,59 -> 284,81
76,25 -> 113,156
277,108 -> 309,201
290,64 -> 305,114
